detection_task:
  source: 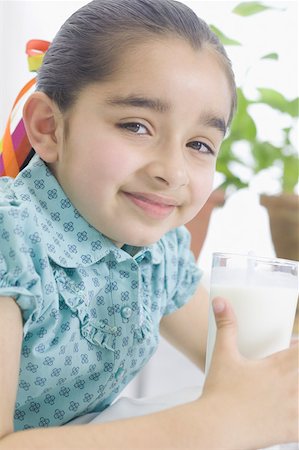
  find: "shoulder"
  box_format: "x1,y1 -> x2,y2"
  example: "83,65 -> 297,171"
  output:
159,225 -> 192,256
0,175 -> 52,333
0,173 -> 45,273
0,175 -> 39,232
156,227 -> 202,315
0,175 -> 17,204
153,225 -> 198,284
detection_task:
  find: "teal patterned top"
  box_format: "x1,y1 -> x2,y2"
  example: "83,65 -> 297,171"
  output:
0,155 -> 201,430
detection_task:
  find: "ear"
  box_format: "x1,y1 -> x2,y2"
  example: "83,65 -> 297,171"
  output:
22,92 -> 64,163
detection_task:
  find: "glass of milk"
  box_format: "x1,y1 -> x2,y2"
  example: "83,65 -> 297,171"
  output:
205,252 -> 298,373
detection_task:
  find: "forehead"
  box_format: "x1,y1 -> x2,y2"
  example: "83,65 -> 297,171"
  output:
76,38 -> 232,125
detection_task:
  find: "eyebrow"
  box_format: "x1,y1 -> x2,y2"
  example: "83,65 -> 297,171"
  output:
201,113 -> 227,136
105,95 -> 170,113
105,94 -> 227,135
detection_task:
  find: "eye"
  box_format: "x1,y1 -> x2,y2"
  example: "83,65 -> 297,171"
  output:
118,122 -> 149,135
187,140 -> 215,156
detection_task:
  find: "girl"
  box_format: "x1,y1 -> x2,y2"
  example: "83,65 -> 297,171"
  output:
0,0 -> 297,448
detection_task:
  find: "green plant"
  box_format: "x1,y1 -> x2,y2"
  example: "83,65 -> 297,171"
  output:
212,2 -> 299,194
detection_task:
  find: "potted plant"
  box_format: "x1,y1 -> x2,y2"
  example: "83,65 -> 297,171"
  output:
187,1 -> 299,262
217,85 -> 298,260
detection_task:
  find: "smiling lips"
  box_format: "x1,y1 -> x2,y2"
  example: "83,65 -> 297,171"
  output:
123,192 -> 179,219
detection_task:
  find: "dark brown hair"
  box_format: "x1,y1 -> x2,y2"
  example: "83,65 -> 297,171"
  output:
37,0 -> 237,125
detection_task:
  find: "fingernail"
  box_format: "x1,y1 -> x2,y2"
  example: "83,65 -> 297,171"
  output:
212,298 -> 225,314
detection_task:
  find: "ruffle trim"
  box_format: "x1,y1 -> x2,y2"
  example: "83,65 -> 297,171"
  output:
133,305 -> 152,344
81,320 -> 118,352
133,268 -> 154,343
54,267 -> 153,350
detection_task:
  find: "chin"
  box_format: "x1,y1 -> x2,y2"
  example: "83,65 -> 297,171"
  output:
120,229 -> 166,248
125,236 -> 160,248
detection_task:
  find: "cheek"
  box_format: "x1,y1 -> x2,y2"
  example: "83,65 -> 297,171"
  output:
190,165 -> 215,207
85,138 -> 132,181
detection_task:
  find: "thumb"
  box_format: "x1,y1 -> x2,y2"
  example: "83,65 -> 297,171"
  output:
212,297 -> 239,357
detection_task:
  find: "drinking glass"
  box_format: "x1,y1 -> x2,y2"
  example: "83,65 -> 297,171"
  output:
205,252 -> 298,373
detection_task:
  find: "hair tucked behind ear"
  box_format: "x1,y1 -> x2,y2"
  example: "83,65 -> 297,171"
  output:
37,0 -> 237,125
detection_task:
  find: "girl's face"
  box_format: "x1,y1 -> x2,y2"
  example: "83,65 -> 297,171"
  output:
51,38 -> 232,247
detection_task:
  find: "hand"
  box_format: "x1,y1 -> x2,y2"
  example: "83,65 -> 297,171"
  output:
201,297 -> 299,449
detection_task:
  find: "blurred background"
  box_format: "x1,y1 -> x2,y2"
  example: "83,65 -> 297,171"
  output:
0,0 -> 298,397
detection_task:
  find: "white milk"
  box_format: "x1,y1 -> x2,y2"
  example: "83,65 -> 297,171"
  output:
205,283 -> 298,372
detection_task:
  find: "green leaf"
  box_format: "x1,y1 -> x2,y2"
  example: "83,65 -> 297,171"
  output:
257,88 -> 299,117
283,155 -> 299,192
215,154 -> 248,189
209,25 -> 241,46
261,52 -> 279,60
228,89 -> 257,140
250,141 -> 298,192
233,2 -> 273,16
251,141 -> 282,173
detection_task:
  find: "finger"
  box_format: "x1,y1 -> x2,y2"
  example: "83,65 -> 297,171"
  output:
212,297 -> 239,358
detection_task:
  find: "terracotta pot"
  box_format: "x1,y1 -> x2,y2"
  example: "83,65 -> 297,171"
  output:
185,189 -> 226,260
260,193 -> 299,261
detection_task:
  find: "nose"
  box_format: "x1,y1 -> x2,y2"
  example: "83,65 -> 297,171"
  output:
146,140 -> 189,189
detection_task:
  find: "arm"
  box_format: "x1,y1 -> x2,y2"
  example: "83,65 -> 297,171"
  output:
159,282 -> 209,371
0,297 -> 23,438
1,296 -> 297,449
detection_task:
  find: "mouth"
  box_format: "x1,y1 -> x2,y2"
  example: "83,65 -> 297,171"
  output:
123,191 -> 179,219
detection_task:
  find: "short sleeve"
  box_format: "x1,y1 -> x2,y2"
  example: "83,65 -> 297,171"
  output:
0,188 -> 45,335
162,226 -> 202,316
